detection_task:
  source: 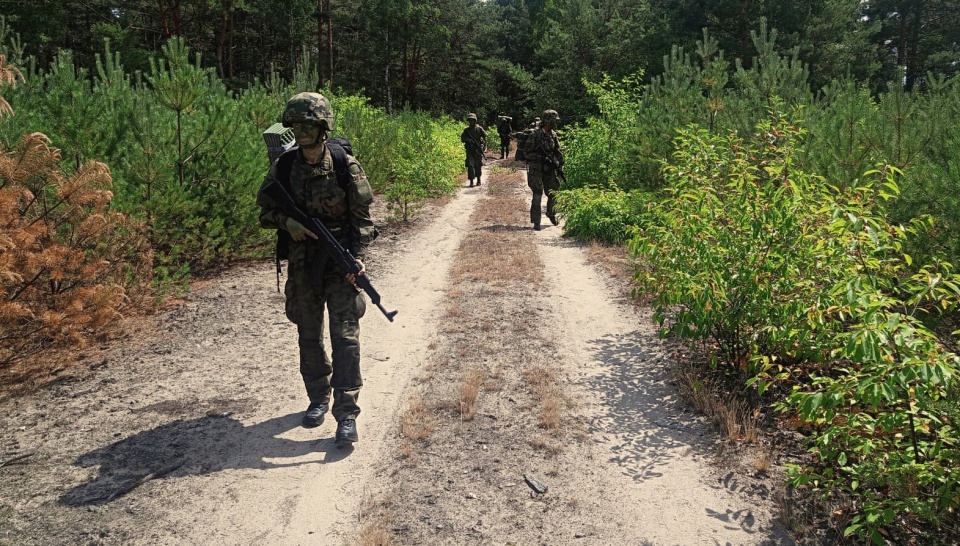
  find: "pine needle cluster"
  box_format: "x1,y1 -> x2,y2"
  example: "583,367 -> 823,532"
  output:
0,49 -> 21,118
0,132 -> 153,371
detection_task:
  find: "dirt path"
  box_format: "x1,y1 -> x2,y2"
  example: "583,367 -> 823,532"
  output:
0,161 -> 792,546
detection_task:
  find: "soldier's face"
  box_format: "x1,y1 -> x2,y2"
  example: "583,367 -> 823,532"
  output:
291,122 -> 323,146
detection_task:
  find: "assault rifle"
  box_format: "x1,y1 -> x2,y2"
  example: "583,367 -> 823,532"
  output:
463,128 -> 486,153
262,179 -> 398,322
535,137 -> 567,185
546,156 -> 567,184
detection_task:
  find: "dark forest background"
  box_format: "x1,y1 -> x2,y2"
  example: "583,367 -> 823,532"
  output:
4,0 -> 958,124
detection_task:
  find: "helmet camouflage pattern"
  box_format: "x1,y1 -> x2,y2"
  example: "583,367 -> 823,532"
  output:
542,109 -> 559,123
282,92 -> 336,131
467,113 -> 478,121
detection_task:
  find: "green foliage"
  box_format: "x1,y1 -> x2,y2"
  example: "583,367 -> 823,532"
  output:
779,193 -> 960,543
803,75 -> 960,268
634,109 -> 960,541
333,96 -> 463,220
632,113 -> 834,373
381,116 -> 462,221
561,72 -> 657,191
555,187 -> 650,244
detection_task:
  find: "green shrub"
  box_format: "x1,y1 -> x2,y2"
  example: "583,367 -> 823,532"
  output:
334,98 -> 462,220
634,108 -> 960,542
776,186 -> 960,544
555,187 -> 650,244
632,113 -> 833,373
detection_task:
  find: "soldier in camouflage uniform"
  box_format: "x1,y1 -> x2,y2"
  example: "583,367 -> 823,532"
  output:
523,109 -> 562,230
256,92 -> 376,446
496,115 -> 513,159
460,113 -> 487,187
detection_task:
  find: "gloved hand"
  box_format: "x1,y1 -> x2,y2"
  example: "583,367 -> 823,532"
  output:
285,217 -> 317,242
346,258 -> 365,286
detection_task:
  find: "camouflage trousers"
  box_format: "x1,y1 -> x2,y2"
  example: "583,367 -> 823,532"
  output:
499,133 -> 510,156
285,261 -> 367,422
527,166 -> 560,224
465,150 -> 484,181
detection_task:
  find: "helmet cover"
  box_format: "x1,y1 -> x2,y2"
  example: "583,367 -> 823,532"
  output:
282,92 -> 336,131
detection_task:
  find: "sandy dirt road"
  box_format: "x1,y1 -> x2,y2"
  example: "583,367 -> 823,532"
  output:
0,161 -> 792,546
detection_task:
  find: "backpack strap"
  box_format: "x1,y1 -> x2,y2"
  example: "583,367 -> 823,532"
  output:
325,139 -> 352,191
274,149 -> 298,292
326,139 -> 359,253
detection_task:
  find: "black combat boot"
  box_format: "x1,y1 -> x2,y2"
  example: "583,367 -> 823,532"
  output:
468,179 -> 474,187
548,214 -> 558,226
534,223 -> 542,231
302,401 -> 329,427
476,178 -> 481,186
335,419 -> 358,445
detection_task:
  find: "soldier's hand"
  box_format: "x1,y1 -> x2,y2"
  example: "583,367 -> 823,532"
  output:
285,217 -> 318,242
346,259 -> 365,285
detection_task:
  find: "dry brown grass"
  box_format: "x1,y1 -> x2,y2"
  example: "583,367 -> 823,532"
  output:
675,370 -> 760,444
754,448 -> 774,475
397,440 -> 413,459
450,183 -> 543,285
529,435 -> 563,455
520,364 -> 567,434
401,399 -> 438,441
539,397 -> 563,433
459,368 -> 485,421
356,494 -> 396,546
357,521 -> 392,546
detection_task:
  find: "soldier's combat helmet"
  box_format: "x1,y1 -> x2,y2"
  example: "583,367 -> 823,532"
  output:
542,110 -> 559,123
282,92 -> 336,131
467,113 -> 478,121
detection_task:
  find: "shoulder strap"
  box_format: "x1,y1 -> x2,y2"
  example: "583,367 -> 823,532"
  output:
277,148 -> 298,188
325,140 -> 352,191
274,149 -> 298,292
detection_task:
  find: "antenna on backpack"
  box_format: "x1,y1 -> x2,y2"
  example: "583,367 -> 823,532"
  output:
263,123 -> 298,164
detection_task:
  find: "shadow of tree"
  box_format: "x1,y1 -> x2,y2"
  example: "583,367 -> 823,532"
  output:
586,332 -> 708,481
60,412 -> 349,506
585,333 -> 793,545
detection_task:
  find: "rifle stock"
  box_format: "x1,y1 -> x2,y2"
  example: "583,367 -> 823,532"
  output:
263,179 -> 397,322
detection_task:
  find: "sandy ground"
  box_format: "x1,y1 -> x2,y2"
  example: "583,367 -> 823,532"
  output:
0,158 -> 794,545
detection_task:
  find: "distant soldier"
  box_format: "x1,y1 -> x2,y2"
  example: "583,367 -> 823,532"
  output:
496,114 -> 513,159
529,117 -> 541,130
460,113 -> 487,187
523,109 -> 562,230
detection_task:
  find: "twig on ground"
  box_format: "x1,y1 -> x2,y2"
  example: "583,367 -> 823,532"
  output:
105,459 -> 185,502
0,452 -> 35,468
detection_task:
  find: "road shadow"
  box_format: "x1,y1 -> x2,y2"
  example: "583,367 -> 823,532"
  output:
586,332 -> 795,544
586,331 -> 705,481
60,412 -> 349,506
477,224 -> 531,233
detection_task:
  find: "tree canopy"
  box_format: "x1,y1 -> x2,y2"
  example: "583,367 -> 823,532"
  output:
2,0 -> 958,122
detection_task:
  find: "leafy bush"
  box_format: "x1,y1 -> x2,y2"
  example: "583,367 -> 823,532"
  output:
634,110 -> 960,542
555,187 -> 650,244
776,191 -> 960,544
632,114 -> 833,373
334,97 -> 462,220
